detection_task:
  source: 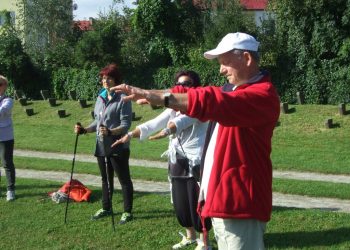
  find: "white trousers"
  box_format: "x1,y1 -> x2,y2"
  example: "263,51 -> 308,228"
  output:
212,218 -> 266,250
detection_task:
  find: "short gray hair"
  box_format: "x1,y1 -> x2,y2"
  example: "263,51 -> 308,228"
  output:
232,49 -> 260,62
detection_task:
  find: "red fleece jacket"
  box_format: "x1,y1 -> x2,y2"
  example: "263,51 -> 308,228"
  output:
172,75 -> 280,221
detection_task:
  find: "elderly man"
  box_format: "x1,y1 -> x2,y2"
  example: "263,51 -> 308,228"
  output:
112,32 -> 280,249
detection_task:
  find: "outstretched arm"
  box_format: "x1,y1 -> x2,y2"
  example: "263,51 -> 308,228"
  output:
110,84 -> 189,113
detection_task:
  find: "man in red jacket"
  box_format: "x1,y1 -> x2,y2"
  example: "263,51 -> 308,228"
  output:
112,32 -> 280,249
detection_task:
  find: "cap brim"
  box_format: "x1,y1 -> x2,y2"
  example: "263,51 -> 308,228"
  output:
203,47 -> 233,59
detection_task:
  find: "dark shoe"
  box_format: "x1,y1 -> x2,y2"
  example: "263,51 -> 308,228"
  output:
119,212 -> 132,224
91,208 -> 111,220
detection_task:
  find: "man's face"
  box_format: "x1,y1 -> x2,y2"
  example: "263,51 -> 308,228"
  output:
218,50 -> 246,85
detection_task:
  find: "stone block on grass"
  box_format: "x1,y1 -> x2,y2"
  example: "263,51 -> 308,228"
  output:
25,108 -> 34,116
58,109 -> 66,118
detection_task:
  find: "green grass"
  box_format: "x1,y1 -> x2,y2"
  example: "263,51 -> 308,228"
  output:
13,100 -> 168,161
273,178 -> 350,200
8,100 -> 350,249
1,178 -> 350,249
14,101 -> 350,174
272,104 -> 350,174
13,155 -> 350,200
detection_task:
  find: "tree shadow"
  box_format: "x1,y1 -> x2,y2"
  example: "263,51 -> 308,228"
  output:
50,102 -> 63,107
59,113 -> 71,118
265,227 -> 350,248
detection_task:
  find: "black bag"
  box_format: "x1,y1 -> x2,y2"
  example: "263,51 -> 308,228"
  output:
169,154 -> 200,182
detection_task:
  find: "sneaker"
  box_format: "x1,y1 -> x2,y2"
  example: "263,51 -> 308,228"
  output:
119,212 -> 132,224
91,209 -> 112,220
195,239 -> 212,250
172,232 -> 196,249
6,190 -> 15,202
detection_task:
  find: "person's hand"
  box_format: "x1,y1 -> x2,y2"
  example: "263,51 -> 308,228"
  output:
74,123 -> 86,135
99,125 -> 111,136
111,133 -> 131,147
136,99 -> 150,105
148,128 -> 170,140
110,84 -> 150,103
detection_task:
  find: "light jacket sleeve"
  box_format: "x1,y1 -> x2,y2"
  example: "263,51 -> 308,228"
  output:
170,114 -> 197,137
0,97 -> 13,128
137,108 -> 172,141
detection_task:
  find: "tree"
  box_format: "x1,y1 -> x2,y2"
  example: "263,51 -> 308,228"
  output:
16,0 -> 74,65
122,0 -> 204,87
201,0 -> 257,49
268,0 -> 350,104
74,12 -> 123,68
0,11 -> 40,97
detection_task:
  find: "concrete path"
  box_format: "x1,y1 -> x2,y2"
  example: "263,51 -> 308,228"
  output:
14,149 -> 167,169
13,149 -> 350,214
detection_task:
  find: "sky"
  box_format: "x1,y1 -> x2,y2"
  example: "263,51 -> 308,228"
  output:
73,0 -> 136,20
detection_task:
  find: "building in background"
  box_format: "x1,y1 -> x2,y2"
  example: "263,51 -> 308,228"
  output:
0,1 -> 18,26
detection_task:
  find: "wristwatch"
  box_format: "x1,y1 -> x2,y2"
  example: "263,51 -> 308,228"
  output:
163,92 -> 172,107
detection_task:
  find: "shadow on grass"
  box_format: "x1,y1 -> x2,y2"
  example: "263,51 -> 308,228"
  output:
266,207 -> 350,248
266,227 -> 350,248
50,102 -> 63,107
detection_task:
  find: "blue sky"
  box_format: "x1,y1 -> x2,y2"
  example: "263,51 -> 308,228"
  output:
73,0 -> 136,20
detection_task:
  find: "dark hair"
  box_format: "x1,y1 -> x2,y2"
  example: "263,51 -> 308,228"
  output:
99,63 -> 122,84
174,70 -> 201,87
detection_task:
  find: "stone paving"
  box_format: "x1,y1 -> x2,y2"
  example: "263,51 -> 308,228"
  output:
13,149 -> 350,213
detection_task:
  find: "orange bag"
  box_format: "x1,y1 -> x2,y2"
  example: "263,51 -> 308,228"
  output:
58,179 -> 92,202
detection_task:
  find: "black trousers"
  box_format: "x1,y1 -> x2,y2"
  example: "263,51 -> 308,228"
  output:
171,177 -> 211,232
0,140 -> 15,191
96,148 -> 133,212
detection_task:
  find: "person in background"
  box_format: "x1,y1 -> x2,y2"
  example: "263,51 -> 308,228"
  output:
112,70 -> 211,250
74,63 -> 134,224
0,75 -> 16,201
110,32 -> 280,249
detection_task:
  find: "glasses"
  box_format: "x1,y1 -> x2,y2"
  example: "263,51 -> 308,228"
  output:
175,80 -> 192,86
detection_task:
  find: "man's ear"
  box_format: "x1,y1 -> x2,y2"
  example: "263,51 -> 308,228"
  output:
243,51 -> 253,66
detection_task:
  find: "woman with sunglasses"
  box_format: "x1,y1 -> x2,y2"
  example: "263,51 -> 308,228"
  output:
112,70 -> 212,250
0,75 -> 16,201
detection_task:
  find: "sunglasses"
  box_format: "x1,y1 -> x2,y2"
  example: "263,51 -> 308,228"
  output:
175,80 -> 192,86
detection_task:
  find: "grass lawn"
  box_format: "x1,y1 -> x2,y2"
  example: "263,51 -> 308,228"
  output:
13,156 -> 350,200
13,101 -> 350,173
7,100 -> 350,249
1,178 -> 350,249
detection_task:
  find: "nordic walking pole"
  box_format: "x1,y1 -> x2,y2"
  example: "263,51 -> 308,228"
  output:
105,159 -> 116,232
100,124 -> 116,232
64,122 -> 80,224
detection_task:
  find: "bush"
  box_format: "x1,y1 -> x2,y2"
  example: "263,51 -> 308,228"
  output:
52,67 -> 100,100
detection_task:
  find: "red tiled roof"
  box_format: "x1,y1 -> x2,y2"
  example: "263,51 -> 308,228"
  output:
74,20 -> 93,31
240,0 -> 268,10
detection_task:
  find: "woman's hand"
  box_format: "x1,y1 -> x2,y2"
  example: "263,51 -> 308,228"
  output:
74,123 -> 86,135
99,125 -> 111,136
111,133 -> 131,147
148,128 -> 171,140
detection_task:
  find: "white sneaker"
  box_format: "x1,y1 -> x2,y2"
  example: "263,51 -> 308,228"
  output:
6,190 -> 15,201
195,239 -> 212,250
172,232 -> 196,249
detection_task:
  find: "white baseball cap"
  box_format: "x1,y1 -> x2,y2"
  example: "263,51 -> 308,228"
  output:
204,32 -> 260,59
